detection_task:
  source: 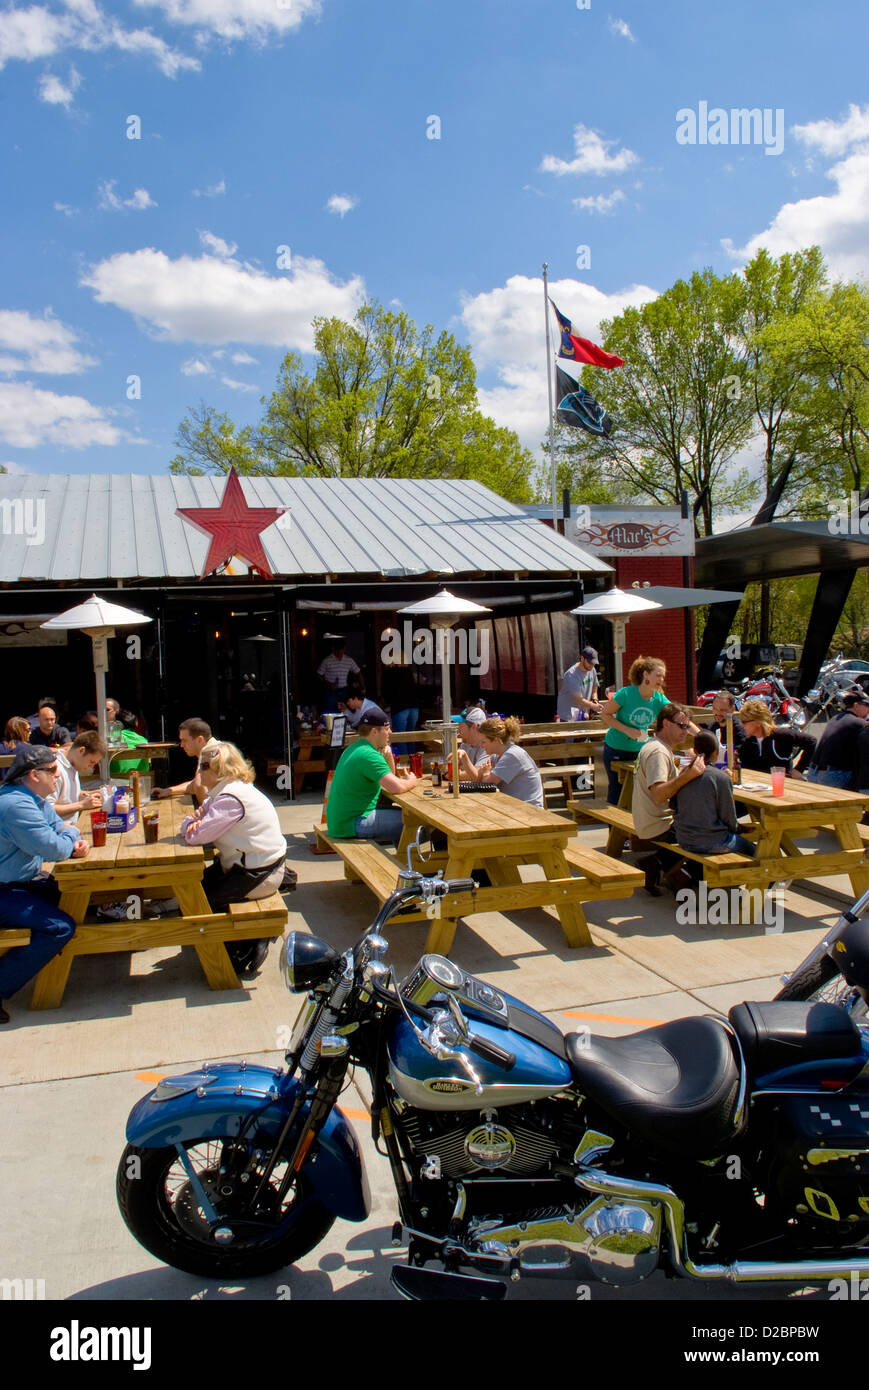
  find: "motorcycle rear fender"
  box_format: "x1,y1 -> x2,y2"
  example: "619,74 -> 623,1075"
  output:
125,1063 -> 370,1223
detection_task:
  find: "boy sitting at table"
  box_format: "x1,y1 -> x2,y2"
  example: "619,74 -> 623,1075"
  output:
672,730 -> 756,876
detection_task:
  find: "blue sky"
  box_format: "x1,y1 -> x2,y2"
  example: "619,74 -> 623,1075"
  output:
1,0 -> 867,478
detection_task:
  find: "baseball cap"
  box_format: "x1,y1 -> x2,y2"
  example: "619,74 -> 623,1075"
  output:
358,710 -> 390,729
461,707 -> 487,725
580,646 -> 599,664
5,745 -> 59,783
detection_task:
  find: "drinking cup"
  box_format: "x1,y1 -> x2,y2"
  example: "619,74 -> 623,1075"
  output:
91,811 -> 107,847
411,753 -> 423,778
770,766 -> 786,797
143,811 -> 159,845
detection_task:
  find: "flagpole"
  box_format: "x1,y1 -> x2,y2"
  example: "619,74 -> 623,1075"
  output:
542,262 -> 558,528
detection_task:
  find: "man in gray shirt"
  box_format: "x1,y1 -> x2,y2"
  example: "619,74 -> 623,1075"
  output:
673,730 -> 755,856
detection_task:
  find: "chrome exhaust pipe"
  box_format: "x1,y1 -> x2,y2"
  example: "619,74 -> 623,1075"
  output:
578,1168 -> 869,1284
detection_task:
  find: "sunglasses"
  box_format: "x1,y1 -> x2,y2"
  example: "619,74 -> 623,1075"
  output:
669,719 -> 690,730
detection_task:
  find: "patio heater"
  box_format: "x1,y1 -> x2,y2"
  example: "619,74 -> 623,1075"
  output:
41,595 -> 153,781
397,589 -> 491,779
571,587 -> 662,690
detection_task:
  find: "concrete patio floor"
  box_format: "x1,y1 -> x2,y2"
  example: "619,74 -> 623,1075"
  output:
0,791 -> 857,1303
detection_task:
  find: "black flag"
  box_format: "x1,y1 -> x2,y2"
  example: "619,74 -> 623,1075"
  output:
555,366 -> 613,438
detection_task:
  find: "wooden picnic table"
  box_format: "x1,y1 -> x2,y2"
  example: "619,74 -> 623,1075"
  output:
30,799 -> 287,1008
107,740 -> 174,770
391,780 -> 641,953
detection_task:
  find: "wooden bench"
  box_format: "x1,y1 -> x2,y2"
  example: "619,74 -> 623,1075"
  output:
29,891 -> 289,1009
526,739 -> 600,807
0,928 -> 31,955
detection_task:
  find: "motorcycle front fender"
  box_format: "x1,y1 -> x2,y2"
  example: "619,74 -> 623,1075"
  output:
124,1062 -> 370,1223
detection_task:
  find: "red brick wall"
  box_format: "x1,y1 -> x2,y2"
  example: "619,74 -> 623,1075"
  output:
614,557 -> 694,703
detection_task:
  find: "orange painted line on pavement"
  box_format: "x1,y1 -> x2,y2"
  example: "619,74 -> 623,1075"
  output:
339,1107 -> 370,1122
135,1071 -> 167,1083
563,1010 -> 662,1027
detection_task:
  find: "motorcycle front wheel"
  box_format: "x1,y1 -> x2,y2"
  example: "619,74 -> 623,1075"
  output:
117,1139 -> 336,1277
775,956 -> 867,1018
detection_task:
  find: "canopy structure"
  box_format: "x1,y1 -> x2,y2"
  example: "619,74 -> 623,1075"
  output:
571,587 -> 662,688
398,590 -> 492,754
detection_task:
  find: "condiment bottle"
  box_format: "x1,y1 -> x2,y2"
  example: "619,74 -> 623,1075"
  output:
130,771 -> 141,814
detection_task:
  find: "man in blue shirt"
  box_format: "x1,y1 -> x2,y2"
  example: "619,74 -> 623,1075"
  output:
0,745 -> 88,1023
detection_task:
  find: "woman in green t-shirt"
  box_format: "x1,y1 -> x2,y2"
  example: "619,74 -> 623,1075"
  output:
601,656 -> 669,805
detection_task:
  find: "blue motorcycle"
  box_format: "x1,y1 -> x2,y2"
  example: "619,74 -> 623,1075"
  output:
118,863 -> 869,1299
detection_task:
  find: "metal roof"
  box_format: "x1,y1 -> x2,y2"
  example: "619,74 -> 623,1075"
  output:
696,522 -> 869,586
0,474 -> 612,585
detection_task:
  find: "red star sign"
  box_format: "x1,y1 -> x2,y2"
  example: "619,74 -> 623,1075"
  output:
176,469 -> 288,578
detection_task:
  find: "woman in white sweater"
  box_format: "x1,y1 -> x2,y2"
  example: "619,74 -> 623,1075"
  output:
181,741 -> 288,974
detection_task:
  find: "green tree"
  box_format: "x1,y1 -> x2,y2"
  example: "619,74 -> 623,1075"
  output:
545,269 -> 760,534
171,303 -> 534,502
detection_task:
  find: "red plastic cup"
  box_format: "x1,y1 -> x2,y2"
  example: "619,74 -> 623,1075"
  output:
411,753 -> 423,778
770,767 -> 786,797
91,811 -> 107,847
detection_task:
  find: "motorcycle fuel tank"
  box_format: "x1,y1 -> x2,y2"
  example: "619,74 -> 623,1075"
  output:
388,1003 -> 573,1111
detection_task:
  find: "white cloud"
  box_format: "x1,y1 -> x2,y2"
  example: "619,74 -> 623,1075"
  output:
37,64 -> 81,105
192,178 -> 226,197
0,460 -> 27,474
132,0 -> 322,41
81,246 -> 366,348
721,112 -> 869,280
459,274 -> 657,451
607,16 -> 635,41
326,193 -> 358,218
231,350 -> 256,364
0,2 -> 200,78
540,124 -> 639,177
793,103 -> 869,157
54,201 -> 79,216
181,356 -> 212,375
98,180 -> 157,211
220,375 -> 257,391
198,228 -> 237,257
573,190 -> 626,214
0,381 -> 126,447
0,309 -> 96,375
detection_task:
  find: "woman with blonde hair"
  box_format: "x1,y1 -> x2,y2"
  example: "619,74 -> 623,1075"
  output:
737,700 -> 816,777
181,741 -> 289,975
475,716 -> 544,807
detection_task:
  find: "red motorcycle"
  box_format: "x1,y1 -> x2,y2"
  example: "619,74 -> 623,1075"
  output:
696,667 -> 807,727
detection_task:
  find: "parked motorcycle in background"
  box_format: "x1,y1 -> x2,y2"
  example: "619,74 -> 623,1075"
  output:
117,846 -> 869,1300
696,667 -> 806,727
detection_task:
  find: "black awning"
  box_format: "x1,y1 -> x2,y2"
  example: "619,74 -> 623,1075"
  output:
695,521 -> 869,586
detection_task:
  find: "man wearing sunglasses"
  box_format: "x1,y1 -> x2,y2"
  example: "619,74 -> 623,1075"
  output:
632,702 -> 703,894
0,745 -> 88,1023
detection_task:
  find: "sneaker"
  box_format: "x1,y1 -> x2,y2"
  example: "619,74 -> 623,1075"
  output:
97,901 -> 136,921
145,897 -> 180,918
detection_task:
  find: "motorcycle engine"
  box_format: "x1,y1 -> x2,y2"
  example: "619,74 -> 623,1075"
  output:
763,1094 -> 869,1243
400,1100 -> 580,1179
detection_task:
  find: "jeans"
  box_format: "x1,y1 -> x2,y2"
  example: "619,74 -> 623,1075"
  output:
390,707 -> 419,757
354,808 -> 404,843
604,743 -> 635,805
683,834 -> 756,857
0,876 -> 76,999
806,767 -> 855,790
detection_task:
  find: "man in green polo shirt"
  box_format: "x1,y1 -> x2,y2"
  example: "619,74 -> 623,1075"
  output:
326,710 -> 419,841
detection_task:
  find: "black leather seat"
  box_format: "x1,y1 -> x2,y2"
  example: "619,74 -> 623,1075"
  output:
728,1001 -> 861,1079
565,1016 -> 741,1157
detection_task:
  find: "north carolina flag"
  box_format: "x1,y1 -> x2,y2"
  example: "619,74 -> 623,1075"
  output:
550,301 -> 625,369
555,366 -> 613,438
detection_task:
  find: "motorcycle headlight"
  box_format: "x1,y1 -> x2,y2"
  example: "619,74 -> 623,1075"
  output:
280,932 -> 342,993
806,689 -> 819,703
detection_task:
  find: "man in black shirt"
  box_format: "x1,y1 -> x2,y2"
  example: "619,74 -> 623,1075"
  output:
810,688 -> 869,789
29,701 -> 73,749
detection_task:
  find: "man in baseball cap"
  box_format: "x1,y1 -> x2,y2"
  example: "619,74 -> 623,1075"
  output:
557,647 -> 601,721
326,710 -> 419,842
457,707 -> 492,780
0,744 -> 88,1023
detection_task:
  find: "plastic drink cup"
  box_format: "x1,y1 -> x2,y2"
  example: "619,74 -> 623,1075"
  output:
411,752 -> 423,778
143,811 -> 159,845
91,810 -> 107,847
770,767 -> 786,796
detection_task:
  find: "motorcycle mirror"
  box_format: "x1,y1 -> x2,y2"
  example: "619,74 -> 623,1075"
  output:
407,824 -> 432,873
